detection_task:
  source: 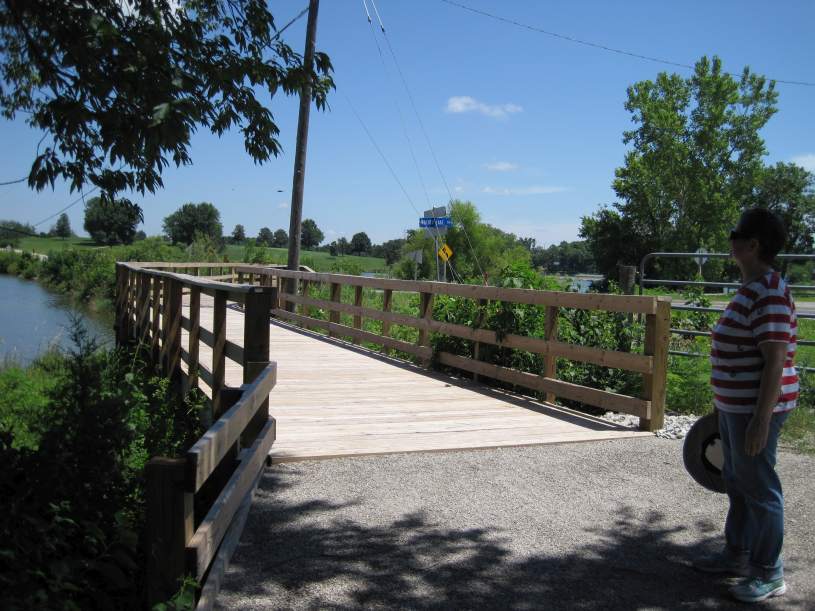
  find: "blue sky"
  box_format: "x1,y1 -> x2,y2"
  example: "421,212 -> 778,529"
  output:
1,0 -> 814,246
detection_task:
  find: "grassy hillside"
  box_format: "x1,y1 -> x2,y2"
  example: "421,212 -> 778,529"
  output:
16,236 -> 100,253
223,243 -> 389,273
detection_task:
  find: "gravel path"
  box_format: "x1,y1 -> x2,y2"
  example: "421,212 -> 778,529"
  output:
217,437 -> 814,610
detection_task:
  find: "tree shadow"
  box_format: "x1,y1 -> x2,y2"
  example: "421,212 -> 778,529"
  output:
217,469 -> 809,610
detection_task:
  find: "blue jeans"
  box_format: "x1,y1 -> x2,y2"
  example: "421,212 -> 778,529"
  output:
718,410 -> 790,581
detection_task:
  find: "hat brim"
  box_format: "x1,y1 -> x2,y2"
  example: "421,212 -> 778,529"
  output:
683,412 -> 726,494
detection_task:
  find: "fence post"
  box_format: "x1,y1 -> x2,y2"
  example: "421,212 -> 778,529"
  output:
212,290 -> 227,416
151,278 -> 161,364
641,297 -> 670,431
418,292 -> 434,367
618,265 -> 637,295
352,285 -> 363,345
381,289 -> 393,356
301,279 -> 311,319
543,305 -> 558,404
187,287 -> 201,392
242,290 -> 272,446
472,298 -> 488,382
328,282 -> 341,338
164,278 -> 183,382
145,457 -> 193,607
115,264 -> 130,346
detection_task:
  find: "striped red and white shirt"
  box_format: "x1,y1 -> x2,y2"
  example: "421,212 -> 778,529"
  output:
710,270 -> 798,414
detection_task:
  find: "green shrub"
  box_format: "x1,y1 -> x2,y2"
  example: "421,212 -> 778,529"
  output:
0,323 -> 206,610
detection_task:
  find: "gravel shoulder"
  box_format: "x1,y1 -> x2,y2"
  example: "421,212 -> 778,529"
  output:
217,437 -> 814,610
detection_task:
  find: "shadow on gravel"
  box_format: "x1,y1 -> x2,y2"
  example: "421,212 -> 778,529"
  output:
220,470 -> 806,610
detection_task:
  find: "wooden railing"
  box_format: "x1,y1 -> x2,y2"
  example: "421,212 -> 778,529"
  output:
235,266 -> 671,432
115,262 -> 278,608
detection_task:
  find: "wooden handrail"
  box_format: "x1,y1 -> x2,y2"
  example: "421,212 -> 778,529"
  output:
116,262 -> 278,607
239,266 -> 658,315
254,266 -> 670,431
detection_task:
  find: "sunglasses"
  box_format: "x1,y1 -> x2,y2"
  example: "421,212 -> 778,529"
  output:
729,229 -> 753,241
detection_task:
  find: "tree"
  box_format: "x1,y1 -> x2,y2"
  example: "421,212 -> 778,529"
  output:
83,196 -> 141,245
580,56 -> 778,278
531,240 -> 596,274
399,201 -> 530,281
162,202 -> 222,245
373,238 -> 405,265
0,219 -> 35,248
746,162 -> 815,260
271,229 -> 288,248
231,224 -> 246,243
350,232 -> 372,255
257,227 -> 273,246
301,219 -> 324,249
51,213 -> 72,239
0,1 -> 334,207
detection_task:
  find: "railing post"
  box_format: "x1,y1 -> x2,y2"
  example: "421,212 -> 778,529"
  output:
151,278 -> 161,364
381,289 -> 393,355
242,290 -> 272,446
159,277 -> 171,375
641,297 -> 670,431
328,282 -> 341,338
212,290 -> 227,416
301,279 -> 311,318
543,305 -> 558,404
472,299 -> 488,382
137,272 -> 150,346
352,285 -> 363,345
164,278 -> 183,382
188,287 -> 201,392
115,264 -> 130,346
418,291 -> 434,367
145,458 -> 194,607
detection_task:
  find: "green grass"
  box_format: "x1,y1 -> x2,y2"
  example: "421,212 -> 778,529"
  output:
223,243 -> 389,273
16,236 -> 101,253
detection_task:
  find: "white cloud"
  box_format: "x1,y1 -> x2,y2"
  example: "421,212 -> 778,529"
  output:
445,96 -> 522,119
791,153 -> 815,172
484,161 -> 518,172
481,185 -> 569,196
277,201 -> 288,209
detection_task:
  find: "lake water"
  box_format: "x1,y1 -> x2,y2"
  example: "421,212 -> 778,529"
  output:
0,274 -> 114,364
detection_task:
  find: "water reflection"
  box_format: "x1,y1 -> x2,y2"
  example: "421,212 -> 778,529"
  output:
0,275 -> 113,364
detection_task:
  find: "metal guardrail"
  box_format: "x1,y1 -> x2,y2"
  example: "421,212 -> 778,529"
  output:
638,252 -> 815,372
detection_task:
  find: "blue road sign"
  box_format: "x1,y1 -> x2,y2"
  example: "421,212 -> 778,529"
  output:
419,217 -> 453,228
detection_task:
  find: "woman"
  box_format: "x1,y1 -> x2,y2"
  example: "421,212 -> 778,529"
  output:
695,208 -> 797,603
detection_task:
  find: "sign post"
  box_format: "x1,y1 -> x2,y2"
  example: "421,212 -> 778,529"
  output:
422,207 -> 452,282
694,248 -> 708,278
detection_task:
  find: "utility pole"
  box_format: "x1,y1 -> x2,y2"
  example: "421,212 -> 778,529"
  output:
286,0 -> 320,307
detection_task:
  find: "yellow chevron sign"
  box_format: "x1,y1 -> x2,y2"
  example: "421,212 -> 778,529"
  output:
438,243 -> 453,262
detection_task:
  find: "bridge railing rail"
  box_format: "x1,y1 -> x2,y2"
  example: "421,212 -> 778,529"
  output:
115,262 -> 277,608
238,266 -> 671,432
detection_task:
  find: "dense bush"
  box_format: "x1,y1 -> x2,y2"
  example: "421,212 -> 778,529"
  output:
0,239 -> 189,302
0,324 -> 205,610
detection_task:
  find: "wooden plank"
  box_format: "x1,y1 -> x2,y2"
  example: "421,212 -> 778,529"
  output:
186,418 -> 276,581
145,457 -> 193,606
188,287 -> 201,391
353,285 -> 363,345
436,351 -> 649,417
641,297 -> 671,431
328,282 -> 341,338
273,310 -> 432,360
151,278 -> 161,363
159,277 -> 171,375
543,305 -> 558,403
212,291 -> 227,416
381,288 -> 393,356
166,278 -> 183,380
186,364 -> 277,493
472,298 -> 488,383
242,291 -> 272,446
190,324 -> 244,364
252,268 -> 658,314
418,292 -> 434,366
301,279 -> 311,318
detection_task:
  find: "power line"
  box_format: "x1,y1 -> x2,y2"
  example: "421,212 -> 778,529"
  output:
272,5 -> 309,41
441,0 -> 815,87
32,185 -> 99,228
0,176 -> 27,186
372,0 -> 488,283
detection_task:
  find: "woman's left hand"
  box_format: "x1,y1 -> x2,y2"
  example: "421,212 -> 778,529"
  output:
745,416 -> 771,456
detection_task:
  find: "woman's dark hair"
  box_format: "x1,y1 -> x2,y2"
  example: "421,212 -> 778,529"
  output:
738,208 -> 786,264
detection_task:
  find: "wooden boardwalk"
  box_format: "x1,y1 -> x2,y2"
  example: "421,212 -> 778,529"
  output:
182,295 -> 649,462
